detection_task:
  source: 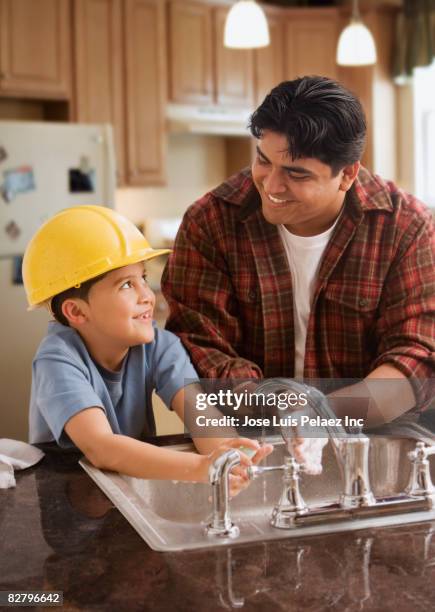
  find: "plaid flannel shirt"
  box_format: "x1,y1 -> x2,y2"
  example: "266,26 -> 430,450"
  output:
161,167 -> 435,408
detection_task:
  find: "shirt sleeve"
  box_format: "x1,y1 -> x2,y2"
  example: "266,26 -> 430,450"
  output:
371,210 -> 435,409
150,328 -> 200,408
161,204 -> 263,379
33,353 -> 106,444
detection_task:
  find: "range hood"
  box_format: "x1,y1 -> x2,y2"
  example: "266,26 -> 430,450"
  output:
166,103 -> 251,136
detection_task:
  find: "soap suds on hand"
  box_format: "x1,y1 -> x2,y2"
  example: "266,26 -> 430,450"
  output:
286,437 -> 328,475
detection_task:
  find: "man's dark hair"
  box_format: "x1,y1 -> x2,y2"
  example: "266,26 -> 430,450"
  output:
50,272 -> 108,326
249,75 -> 367,176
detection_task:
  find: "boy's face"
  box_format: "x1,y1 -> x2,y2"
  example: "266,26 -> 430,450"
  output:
79,261 -> 156,348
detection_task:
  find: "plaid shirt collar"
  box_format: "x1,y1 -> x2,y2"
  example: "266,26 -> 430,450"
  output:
211,166 -> 395,221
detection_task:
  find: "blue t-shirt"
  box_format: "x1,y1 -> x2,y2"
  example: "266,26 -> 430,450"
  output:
29,321 -> 198,448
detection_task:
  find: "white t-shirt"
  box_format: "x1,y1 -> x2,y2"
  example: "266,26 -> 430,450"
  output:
278,216 -> 341,378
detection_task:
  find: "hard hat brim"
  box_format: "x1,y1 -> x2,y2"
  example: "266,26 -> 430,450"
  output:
27,247 -> 171,309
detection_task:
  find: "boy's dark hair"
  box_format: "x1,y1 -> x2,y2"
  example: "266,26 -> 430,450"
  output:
249,76 -> 367,176
50,272 -> 108,326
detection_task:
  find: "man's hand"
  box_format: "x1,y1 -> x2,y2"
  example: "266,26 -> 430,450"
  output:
282,408 -> 328,475
287,435 -> 328,475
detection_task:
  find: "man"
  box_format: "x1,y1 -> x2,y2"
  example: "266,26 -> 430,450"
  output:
162,76 -> 434,427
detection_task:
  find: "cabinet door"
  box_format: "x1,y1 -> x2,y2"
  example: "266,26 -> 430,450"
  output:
254,9 -> 285,106
214,6 -> 254,108
124,0 -> 166,185
73,0 -> 126,184
168,1 -> 213,104
0,0 -> 71,99
284,9 -> 339,81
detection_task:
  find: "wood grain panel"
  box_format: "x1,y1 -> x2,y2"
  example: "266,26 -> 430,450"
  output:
124,0 -> 166,185
168,1 -> 213,104
214,6 -> 254,108
254,9 -> 285,105
73,0 -> 125,183
0,0 -> 71,99
284,9 -> 339,81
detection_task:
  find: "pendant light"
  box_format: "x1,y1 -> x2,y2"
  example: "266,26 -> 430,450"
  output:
336,0 -> 377,66
224,1 -> 270,49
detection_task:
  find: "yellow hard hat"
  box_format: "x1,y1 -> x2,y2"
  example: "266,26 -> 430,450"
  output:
23,205 -> 171,308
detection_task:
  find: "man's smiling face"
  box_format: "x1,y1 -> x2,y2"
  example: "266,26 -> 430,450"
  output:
251,130 -> 358,236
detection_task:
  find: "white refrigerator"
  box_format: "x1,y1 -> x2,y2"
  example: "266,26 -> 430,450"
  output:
0,121 -> 116,257
0,121 -> 116,441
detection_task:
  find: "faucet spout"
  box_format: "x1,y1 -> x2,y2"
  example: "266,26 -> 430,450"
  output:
336,436 -> 376,508
206,449 -> 241,538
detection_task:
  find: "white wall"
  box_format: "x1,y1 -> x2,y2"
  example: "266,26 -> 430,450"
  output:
412,62 -> 435,207
116,134 -> 227,225
396,61 -> 435,210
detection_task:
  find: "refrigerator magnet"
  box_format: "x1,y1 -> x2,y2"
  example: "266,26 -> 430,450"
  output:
2,166 -> 36,202
0,146 -> 7,163
69,168 -> 95,193
5,220 -> 21,240
12,256 -> 23,285
0,183 -> 12,203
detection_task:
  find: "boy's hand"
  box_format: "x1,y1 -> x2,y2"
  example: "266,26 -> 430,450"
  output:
230,442 -> 274,497
202,437 -> 274,498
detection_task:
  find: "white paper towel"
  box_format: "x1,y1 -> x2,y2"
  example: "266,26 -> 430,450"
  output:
0,439 -> 45,489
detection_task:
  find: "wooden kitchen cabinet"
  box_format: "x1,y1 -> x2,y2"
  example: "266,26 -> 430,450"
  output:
214,5 -> 254,108
0,0 -> 71,99
73,0 -> 126,183
168,1 -> 254,110
73,0 -> 166,186
254,6 -> 285,105
124,0 -> 166,185
167,0 -> 213,104
284,9 -> 339,81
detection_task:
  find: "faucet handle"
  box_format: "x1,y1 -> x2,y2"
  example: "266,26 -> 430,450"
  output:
406,442 -> 435,501
272,456 -> 308,527
247,463 -> 286,480
247,457 -> 307,527
408,441 -> 435,462
248,457 -> 308,481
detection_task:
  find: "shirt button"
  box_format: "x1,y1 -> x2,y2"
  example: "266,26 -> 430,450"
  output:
248,290 -> 257,302
359,298 -> 368,307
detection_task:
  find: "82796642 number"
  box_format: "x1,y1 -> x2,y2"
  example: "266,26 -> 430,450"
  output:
0,591 -> 63,607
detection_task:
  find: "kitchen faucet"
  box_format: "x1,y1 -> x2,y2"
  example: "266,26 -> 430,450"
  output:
251,378 -> 376,511
205,379 -> 435,537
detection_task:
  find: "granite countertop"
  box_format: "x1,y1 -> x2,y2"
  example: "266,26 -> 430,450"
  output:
1,443 -> 435,612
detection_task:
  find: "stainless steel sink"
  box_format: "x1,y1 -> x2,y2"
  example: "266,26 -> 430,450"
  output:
80,437 -> 435,551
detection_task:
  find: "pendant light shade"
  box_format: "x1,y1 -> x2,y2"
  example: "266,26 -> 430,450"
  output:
336,0 -> 377,66
224,1 -> 270,49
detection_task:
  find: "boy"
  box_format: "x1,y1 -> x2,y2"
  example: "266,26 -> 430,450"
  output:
23,206 -> 271,493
